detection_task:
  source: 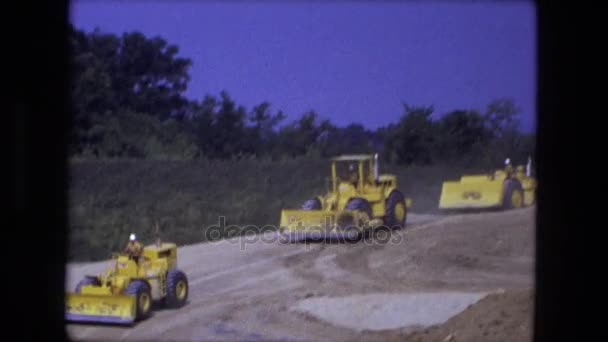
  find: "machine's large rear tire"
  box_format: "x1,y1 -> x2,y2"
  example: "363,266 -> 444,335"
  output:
385,190 -> 407,230
165,269 -> 189,308
502,179 -> 524,210
301,198 -> 322,210
126,280 -> 152,321
75,276 -> 101,293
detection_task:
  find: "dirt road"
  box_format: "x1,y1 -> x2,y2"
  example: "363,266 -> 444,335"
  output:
66,208 -> 535,341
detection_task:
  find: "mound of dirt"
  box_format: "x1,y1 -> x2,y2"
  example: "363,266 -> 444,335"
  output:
399,288 -> 533,342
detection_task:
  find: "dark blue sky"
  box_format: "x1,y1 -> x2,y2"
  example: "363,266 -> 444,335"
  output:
70,1 -> 536,132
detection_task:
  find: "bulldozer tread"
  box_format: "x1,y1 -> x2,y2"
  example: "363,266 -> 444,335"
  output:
165,269 -> 189,308
75,276 -> 100,293
385,190 -> 407,230
126,280 -> 152,320
301,198 -> 322,210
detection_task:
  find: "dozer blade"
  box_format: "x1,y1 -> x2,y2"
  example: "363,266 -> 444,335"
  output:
438,177 -> 504,210
65,293 -> 136,325
279,209 -> 362,242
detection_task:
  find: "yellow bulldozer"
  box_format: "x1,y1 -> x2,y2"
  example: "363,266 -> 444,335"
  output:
279,154 -> 412,242
438,157 -> 537,211
65,241 -> 189,325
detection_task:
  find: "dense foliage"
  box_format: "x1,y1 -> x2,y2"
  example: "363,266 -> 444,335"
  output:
68,26 -> 536,261
70,26 -> 534,167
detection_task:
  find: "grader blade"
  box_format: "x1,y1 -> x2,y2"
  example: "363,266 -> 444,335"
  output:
279,210 -> 361,242
65,293 -> 136,325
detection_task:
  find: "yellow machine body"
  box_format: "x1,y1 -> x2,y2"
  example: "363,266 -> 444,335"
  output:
438,161 -> 537,210
279,154 -> 411,241
65,242 -> 188,325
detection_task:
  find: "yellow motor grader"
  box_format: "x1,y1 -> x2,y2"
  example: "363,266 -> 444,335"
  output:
65,241 -> 188,325
279,154 -> 412,242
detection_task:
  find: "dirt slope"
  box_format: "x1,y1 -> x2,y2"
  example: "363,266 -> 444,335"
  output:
399,288 -> 533,342
66,208 -> 535,341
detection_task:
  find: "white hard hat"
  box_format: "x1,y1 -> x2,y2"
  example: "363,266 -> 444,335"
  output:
130,233 -> 136,241
505,158 -> 511,165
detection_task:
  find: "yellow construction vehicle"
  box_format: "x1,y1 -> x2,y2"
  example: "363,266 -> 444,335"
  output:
279,154 -> 412,242
65,241 -> 188,325
438,157 -> 537,211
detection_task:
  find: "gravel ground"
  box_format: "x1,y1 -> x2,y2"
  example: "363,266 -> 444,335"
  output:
66,208 -> 535,341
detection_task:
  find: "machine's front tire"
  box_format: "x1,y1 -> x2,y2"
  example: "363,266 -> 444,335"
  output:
341,198 -> 373,241
345,198 -> 373,220
385,190 -> 407,230
502,179 -> 524,210
165,269 -> 189,308
301,198 -> 322,210
126,280 -> 152,320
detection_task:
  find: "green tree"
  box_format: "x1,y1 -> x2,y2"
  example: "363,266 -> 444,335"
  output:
478,98 -> 533,167
188,95 -> 216,158
277,111 -> 335,158
320,123 -> 373,157
79,110 -> 198,159
383,104 -> 436,165
69,26 -> 195,157
248,102 -> 286,157
112,32 -> 192,120
484,98 -> 521,139
436,110 -> 491,164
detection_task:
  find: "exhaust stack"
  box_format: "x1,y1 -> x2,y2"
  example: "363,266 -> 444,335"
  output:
155,221 -> 161,247
374,153 -> 379,182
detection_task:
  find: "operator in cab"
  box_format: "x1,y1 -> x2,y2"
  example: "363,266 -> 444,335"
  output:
505,158 -> 514,178
124,233 -> 143,262
348,163 -> 359,186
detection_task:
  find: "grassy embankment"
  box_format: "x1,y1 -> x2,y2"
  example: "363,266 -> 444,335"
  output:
68,158 -> 480,261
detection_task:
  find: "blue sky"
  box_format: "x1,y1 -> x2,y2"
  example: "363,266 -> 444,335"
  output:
70,1 -> 537,132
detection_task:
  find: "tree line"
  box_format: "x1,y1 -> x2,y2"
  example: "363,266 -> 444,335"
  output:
70,25 -> 535,167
